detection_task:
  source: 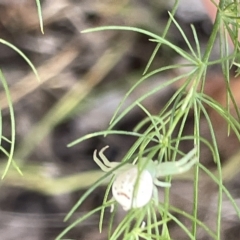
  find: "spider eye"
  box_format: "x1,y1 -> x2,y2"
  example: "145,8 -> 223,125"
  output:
112,166 -> 153,211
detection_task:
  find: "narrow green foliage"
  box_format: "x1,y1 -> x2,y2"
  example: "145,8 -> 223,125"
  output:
0,70 -> 16,178
0,40 -> 40,81
0,37 -> 40,177
143,0 -> 179,74
99,177 -> 115,233
35,0 -> 44,34
59,1 -> 240,239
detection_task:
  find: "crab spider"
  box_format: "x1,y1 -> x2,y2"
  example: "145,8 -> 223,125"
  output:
93,146 -> 198,211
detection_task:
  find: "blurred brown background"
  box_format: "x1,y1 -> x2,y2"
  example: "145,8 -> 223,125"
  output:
0,0 -> 239,239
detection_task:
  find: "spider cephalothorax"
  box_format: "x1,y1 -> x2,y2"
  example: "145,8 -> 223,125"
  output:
93,146 -> 198,211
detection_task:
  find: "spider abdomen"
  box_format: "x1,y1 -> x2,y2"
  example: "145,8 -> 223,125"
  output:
112,166 -> 153,211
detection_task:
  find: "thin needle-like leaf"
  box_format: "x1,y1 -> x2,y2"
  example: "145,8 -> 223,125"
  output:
0,40 -> 39,81
0,70 -> 16,179
35,0 -> 44,34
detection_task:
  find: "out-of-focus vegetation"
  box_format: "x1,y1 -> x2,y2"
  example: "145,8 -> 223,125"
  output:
0,0 -> 240,239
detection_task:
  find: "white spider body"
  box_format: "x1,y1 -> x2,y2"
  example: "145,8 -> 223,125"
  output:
93,146 -> 198,211
112,166 -> 153,211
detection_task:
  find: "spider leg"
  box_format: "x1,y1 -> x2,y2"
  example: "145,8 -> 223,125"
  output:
154,179 -> 171,187
157,148 -> 198,177
93,149 -> 111,172
175,156 -> 198,174
141,221 -> 146,229
175,147 -> 197,167
153,186 -> 159,206
98,146 -> 119,168
110,204 -> 114,213
132,157 -> 138,165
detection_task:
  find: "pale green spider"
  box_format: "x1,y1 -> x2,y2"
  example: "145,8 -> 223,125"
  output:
93,146 -> 198,211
